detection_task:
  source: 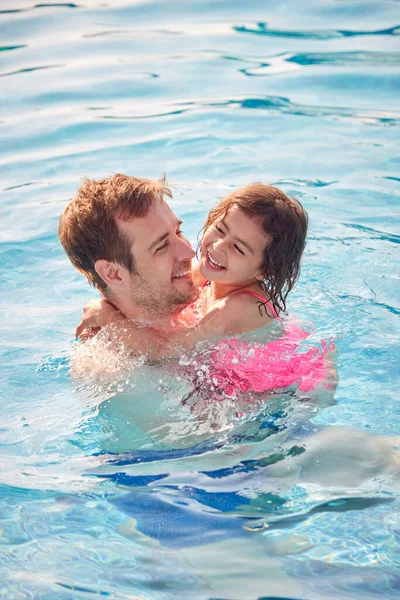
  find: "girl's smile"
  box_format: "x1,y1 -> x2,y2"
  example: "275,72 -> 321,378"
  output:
205,249 -> 226,271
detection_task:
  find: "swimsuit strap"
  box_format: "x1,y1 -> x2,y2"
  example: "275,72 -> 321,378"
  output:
231,290 -> 281,320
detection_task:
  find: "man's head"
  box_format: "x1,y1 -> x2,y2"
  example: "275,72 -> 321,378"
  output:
59,174 -> 198,318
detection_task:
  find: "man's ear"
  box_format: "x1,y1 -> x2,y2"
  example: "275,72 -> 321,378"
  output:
95,259 -> 124,288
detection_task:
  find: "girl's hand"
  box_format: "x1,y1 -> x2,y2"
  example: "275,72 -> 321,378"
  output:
75,299 -> 122,339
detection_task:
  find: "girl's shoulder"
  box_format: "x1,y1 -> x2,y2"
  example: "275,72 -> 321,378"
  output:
225,283 -> 269,306
218,286 -> 276,335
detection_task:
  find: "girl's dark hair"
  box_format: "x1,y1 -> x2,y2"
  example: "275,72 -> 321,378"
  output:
202,183 -> 308,315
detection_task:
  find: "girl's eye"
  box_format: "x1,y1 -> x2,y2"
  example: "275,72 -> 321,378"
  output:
234,244 -> 245,255
215,225 -> 224,234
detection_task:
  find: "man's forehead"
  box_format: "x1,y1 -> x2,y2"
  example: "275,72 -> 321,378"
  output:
116,201 -> 180,243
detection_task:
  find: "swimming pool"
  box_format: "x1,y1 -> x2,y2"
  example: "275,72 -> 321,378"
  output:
1,0 -> 399,598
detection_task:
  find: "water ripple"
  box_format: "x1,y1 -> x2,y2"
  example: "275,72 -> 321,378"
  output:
0,64 -> 63,79
35,2 -> 80,7
3,181 -> 39,191
381,176 -> 400,183
337,293 -> 400,317
83,28 -> 183,38
342,223 -> 400,245
287,51 -> 400,67
92,434 -> 233,470
259,496 -> 394,531
227,97 -> 400,125
272,178 -> 338,188
96,95 -> 400,126
0,3 -> 80,13
234,22 -> 400,40
0,45 -> 27,53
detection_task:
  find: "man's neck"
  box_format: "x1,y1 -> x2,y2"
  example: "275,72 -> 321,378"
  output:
106,295 -> 177,330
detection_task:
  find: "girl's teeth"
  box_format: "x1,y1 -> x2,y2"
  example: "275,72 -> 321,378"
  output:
208,251 -> 224,268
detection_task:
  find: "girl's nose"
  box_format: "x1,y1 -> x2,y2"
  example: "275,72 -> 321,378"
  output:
213,237 -> 227,252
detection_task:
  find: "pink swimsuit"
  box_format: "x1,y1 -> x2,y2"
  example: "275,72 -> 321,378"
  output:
187,284 -> 333,400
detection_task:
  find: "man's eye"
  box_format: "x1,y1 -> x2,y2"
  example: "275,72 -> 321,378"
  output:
177,229 -> 184,236
234,244 -> 245,255
155,242 -> 168,252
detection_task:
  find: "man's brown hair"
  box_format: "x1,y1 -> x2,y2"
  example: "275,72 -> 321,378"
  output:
203,183 -> 308,316
59,174 -> 172,292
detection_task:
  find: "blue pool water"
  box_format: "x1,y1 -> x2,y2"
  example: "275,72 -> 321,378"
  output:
1,0 -> 400,598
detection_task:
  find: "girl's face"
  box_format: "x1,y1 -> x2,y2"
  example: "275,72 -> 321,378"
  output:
199,204 -> 271,285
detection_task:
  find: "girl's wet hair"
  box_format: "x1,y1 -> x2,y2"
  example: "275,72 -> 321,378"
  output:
202,183 -> 308,316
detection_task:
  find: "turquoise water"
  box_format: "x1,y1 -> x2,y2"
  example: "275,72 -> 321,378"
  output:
1,0 -> 400,598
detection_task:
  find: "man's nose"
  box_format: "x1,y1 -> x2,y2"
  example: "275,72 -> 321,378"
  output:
177,235 -> 195,260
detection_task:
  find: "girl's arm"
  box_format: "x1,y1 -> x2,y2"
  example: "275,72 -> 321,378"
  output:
76,299 -> 177,359
76,293 -> 273,361
75,298 -> 223,360
76,299 -> 125,339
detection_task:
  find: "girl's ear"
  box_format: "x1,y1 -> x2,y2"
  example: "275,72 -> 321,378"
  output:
255,274 -> 264,282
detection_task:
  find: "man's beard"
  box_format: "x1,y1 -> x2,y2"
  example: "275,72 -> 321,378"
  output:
128,267 -> 199,318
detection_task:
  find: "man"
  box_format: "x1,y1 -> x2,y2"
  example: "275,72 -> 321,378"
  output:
59,173 -> 199,332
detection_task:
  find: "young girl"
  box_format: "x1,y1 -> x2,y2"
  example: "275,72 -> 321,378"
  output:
77,184 -> 332,395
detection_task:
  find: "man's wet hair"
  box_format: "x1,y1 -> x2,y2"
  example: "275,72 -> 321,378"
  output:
59,174 -> 171,292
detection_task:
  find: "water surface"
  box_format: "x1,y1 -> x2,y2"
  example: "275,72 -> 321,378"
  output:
1,1 -> 399,598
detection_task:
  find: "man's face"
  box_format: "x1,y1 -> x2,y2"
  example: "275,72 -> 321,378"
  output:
116,200 -> 198,317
